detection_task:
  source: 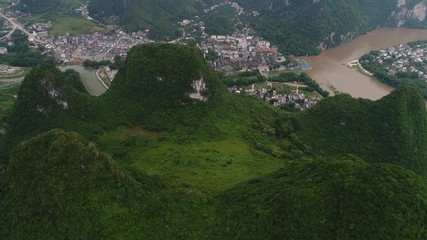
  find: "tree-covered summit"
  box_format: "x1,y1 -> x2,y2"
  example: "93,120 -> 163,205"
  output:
296,85 -> 427,177
109,43 -> 222,106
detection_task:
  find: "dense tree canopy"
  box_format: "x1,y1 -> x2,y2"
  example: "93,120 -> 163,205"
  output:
0,44 -> 426,239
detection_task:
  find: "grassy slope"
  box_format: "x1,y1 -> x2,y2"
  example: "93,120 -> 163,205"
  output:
1,130 -> 426,239
0,84 -> 19,123
49,16 -> 105,36
88,0 -> 218,39
19,0 -> 83,13
19,0 -> 104,36
97,94 -> 287,192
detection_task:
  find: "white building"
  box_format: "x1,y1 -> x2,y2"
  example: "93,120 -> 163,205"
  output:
0,47 -> 8,55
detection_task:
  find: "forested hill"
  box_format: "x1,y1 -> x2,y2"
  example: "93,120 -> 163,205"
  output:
18,0 -> 83,14
0,44 -> 427,238
19,0 -> 60,13
88,0 -> 217,39
235,0 -> 427,55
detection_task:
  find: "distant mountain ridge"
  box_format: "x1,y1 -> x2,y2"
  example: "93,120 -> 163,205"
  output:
88,0 -> 217,39
235,0 -> 427,54
17,0 -> 427,54
18,0 -> 83,14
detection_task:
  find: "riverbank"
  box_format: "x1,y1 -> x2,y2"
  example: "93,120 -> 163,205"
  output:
302,28 -> 427,100
348,59 -> 374,76
59,65 -> 107,96
95,68 -> 110,90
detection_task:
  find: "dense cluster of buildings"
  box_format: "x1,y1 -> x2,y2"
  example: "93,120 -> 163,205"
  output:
27,21 -> 52,38
1,0 -> 291,73
19,16 -> 151,64
0,6 -> 152,64
0,65 -> 20,75
199,30 -> 288,72
0,1 -> 322,109
370,44 -> 427,81
228,86 -> 318,111
203,0 -> 259,17
42,31 -> 152,63
179,1 -> 289,73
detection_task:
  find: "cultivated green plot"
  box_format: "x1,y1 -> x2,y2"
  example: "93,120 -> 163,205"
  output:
0,83 -> 19,123
50,16 -> 105,36
98,127 -> 284,192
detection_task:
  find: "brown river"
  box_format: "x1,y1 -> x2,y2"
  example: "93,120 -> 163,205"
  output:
301,28 -> 427,100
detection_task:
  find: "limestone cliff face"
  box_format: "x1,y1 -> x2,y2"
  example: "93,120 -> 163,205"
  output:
412,1 -> 427,21
321,0 -> 427,47
109,43 -> 222,108
390,0 -> 427,26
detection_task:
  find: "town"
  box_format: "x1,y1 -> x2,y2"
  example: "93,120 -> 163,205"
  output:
177,1 -> 290,73
0,0 -> 319,110
229,84 -> 318,111
363,42 -> 427,81
1,8 -> 152,64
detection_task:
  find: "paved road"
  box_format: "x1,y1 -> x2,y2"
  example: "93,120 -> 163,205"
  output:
0,12 -> 42,43
0,26 -> 16,40
0,77 -> 24,90
267,81 -> 308,88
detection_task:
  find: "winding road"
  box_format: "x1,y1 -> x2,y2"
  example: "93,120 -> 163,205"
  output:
0,11 -> 43,43
0,26 -> 16,40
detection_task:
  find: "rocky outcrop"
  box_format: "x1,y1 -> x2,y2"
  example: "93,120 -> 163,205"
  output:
390,0 -> 427,26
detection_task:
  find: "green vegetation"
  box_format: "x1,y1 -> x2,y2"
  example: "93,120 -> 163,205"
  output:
296,86 -> 427,177
88,0 -> 218,40
204,14 -> 234,36
83,56 -> 123,70
49,16 -> 105,36
214,157 -> 427,239
0,129 -> 214,239
18,0 -> 61,14
98,126 -> 285,192
0,0 -> 14,8
18,0 -> 105,36
0,44 -> 426,238
205,49 -> 219,61
0,31 -> 54,67
18,0 -> 84,16
269,71 -> 330,97
0,83 -> 19,125
203,5 -> 236,36
221,70 -> 267,86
